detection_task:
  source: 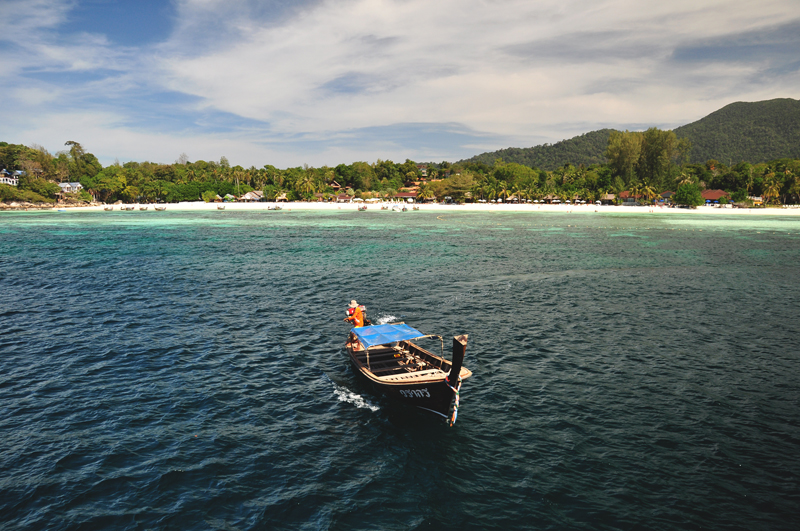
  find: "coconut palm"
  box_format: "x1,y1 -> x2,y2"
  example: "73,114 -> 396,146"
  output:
762,174 -> 781,205
675,171 -> 694,187
497,181 -> 510,201
297,174 -> 317,197
511,183 -> 526,203
417,184 -> 434,202
641,183 -> 658,204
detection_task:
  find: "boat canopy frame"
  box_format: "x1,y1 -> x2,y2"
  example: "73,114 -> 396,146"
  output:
351,324 -> 445,371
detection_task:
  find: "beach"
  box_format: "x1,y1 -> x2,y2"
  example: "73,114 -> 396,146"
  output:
27,200 -> 800,215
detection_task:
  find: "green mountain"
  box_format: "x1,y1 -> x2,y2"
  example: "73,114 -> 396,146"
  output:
463,129 -> 613,171
674,98 -> 800,164
461,98 -> 800,169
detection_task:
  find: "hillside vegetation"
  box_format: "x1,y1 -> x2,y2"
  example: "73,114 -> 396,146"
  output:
463,130 -> 613,170
674,98 -> 800,164
461,98 -> 800,169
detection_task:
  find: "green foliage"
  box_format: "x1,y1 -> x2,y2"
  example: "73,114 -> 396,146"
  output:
461,98 -> 800,173
0,183 -> 53,203
731,189 -> 748,202
0,142 -> 33,171
18,174 -> 60,198
462,130 -> 613,170
201,190 -> 218,202
674,98 -> 800,164
673,183 -> 704,207
606,130 -> 642,186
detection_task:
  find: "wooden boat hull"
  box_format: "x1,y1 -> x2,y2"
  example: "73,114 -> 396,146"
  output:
345,333 -> 471,421
348,365 -> 458,418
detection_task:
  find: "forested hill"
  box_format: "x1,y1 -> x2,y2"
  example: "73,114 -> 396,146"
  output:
462,129 -> 613,170
673,98 -> 800,164
461,98 -> 800,169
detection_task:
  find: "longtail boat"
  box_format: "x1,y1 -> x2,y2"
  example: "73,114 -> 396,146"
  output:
345,323 -> 472,425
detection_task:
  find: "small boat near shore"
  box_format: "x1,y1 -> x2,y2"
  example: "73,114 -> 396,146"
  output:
154,205 -> 166,211
217,204 -> 226,210
345,323 -> 472,424
139,206 -> 148,211
103,206 -> 113,211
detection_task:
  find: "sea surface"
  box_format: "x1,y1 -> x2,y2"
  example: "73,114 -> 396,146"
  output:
2,209 -> 799,530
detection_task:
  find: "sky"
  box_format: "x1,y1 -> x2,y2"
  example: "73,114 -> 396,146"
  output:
1,0 -> 798,168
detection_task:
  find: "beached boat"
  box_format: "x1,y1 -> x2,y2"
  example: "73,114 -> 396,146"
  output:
358,205 -> 368,211
345,323 -> 472,424
103,206 -> 113,211
139,206 -> 148,211
154,205 -> 166,211
217,204 -> 225,210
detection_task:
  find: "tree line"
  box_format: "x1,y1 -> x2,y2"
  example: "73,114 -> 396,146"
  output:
2,133 -> 800,207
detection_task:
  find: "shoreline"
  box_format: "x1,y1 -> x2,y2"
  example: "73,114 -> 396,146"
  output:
6,201 -> 800,216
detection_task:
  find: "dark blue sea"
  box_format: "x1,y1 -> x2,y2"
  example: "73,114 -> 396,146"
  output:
2,209 -> 800,530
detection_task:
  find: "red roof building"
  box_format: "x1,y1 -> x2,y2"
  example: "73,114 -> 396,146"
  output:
701,189 -> 730,202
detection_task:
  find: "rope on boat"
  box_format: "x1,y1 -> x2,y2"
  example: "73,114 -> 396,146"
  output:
446,375 -> 462,427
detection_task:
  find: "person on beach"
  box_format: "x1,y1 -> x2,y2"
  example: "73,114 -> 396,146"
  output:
344,300 -> 364,328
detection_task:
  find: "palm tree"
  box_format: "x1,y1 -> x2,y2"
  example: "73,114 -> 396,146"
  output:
417,184 -> 434,202
641,183 -> 657,205
675,171 -> 693,187
762,174 -> 781,205
497,181 -> 509,201
297,174 -> 317,197
511,183 -> 525,203
525,184 -> 539,202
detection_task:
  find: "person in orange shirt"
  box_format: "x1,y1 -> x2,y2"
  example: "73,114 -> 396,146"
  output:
344,300 -> 364,327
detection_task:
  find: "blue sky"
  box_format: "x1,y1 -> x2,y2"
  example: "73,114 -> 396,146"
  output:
1,0 -> 798,168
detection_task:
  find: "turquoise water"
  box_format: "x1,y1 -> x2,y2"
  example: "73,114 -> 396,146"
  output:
2,209 -> 799,530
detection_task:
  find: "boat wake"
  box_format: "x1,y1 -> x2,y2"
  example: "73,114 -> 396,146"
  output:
332,383 -> 380,412
375,314 -> 398,325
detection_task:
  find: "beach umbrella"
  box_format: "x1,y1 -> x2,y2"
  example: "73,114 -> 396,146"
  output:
595,200 -> 601,204
565,200 -> 571,204
353,198 -> 363,202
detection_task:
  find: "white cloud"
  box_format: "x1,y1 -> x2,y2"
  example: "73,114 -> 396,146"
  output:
160,0 -> 800,137
1,0 -> 798,166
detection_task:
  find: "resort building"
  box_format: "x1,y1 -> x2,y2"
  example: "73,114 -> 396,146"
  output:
239,190 -> 264,202
1,169 -> 21,186
57,182 -> 83,194
701,189 -> 730,204
394,192 -> 418,203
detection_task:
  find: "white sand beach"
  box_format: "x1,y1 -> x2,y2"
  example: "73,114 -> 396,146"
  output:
48,201 -> 800,216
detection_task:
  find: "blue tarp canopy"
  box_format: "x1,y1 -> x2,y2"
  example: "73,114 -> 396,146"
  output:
352,324 -> 425,348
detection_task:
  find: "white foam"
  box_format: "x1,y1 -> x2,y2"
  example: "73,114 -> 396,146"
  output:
376,314 -> 398,325
332,383 -> 380,412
